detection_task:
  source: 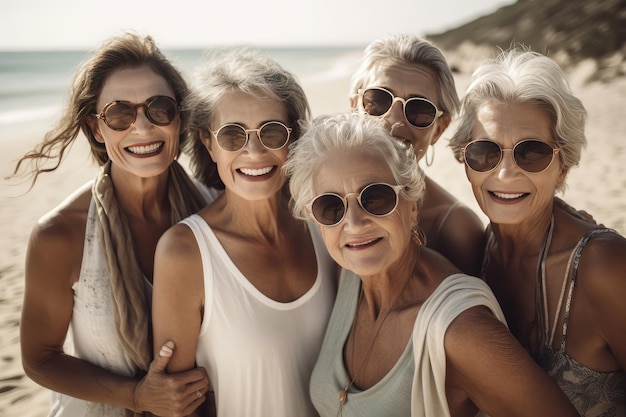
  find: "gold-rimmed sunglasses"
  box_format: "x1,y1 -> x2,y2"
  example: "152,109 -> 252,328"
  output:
359,87 -> 443,129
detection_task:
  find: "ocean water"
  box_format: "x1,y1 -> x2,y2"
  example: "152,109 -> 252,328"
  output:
0,47 -> 362,143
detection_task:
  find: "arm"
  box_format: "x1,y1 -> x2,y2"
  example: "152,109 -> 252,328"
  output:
152,224 -> 208,417
21,209 -> 209,417
436,205 -> 486,277
20,212 -> 140,410
444,306 -> 579,417
578,234 -> 626,371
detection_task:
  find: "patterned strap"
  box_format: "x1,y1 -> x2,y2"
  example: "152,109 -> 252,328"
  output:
559,228 -> 617,349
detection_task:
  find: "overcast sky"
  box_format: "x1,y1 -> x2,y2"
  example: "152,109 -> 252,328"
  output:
1,0 -> 515,50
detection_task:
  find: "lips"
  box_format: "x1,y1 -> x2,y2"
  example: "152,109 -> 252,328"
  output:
490,191 -> 528,200
345,237 -> 382,249
238,166 -> 274,176
125,141 -> 164,155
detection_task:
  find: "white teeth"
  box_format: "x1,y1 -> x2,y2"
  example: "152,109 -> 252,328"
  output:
493,192 -> 525,199
127,142 -> 163,154
347,238 -> 378,247
240,166 -> 273,176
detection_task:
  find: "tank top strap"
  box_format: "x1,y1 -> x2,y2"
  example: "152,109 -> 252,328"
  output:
430,200 -> 463,248
559,227 -> 617,349
480,224 -> 495,280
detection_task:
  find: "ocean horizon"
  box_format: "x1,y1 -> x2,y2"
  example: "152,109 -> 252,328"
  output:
0,46 -> 364,143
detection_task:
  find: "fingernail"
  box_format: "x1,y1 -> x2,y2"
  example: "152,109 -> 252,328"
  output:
159,341 -> 174,357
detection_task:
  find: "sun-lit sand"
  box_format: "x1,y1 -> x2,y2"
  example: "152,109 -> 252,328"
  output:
1,48 -> 624,417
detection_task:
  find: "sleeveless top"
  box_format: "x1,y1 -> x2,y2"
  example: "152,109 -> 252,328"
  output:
535,228 -> 626,416
181,214 -> 337,417
426,200 -> 462,249
49,197 -> 136,417
483,227 -> 626,417
48,180 -> 219,417
310,270 -> 506,417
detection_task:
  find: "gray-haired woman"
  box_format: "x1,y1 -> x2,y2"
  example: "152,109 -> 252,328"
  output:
450,48 -> 626,416
284,112 -> 578,417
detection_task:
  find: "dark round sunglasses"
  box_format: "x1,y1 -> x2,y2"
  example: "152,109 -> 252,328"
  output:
359,87 -> 443,129
94,95 -> 178,131
211,121 -> 292,152
462,139 -> 560,173
309,182 -> 403,227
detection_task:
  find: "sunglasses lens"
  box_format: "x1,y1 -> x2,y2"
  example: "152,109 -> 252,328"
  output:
259,122 -> 290,149
311,194 -> 345,226
146,97 -> 178,126
405,99 -> 438,128
216,125 -> 247,151
464,141 -> 502,172
104,102 -> 136,130
514,140 -> 556,173
361,88 -> 393,117
360,183 -> 398,216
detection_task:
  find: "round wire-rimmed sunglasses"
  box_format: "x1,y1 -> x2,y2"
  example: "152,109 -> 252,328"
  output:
308,182 -> 403,227
211,121 -> 292,152
358,86 -> 444,129
93,95 -> 178,131
462,139 -> 560,173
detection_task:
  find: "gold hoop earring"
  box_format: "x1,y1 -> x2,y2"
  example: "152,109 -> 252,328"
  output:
424,144 -> 435,167
411,226 -> 426,247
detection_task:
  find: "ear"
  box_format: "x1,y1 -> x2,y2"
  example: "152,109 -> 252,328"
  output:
429,113 -> 452,146
410,200 -> 418,228
349,93 -> 359,112
87,115 -> 105,144
556,165 -> 568,188
200,130 -> 216,160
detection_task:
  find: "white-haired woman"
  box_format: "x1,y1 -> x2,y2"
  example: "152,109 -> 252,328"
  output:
450,48 -> 626,416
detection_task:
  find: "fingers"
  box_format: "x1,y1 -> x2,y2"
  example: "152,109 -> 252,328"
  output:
181,388 -> 207,416
150,340 -> 175,373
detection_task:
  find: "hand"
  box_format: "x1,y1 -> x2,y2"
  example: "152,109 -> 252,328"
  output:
134,341 -> 209,417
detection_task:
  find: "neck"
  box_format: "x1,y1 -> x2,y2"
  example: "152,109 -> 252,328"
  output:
490,204 -> 554,263
110,164 -> 170,222
210,187 -> 293,243
360,240 -> 419,320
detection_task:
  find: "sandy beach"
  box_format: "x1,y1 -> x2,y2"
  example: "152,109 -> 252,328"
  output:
1,52 -> 625,417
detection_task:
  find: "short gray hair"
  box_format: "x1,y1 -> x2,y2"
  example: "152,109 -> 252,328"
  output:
185,46 -> 311,188
449,48 -> 587,191
284,112 -> 425,221
349,33 -> 459,117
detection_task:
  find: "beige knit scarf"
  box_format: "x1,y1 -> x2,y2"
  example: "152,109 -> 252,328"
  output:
92,160 -> 207,416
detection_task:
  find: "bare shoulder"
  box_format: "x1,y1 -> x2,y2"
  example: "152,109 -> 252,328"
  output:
577,230 -> 626,300
31,183 -> 92,251
27,183 -> 92,287
442,203 -> 485,238
153,217 -> 204,296
434,202 -> 486,276
156,220 -> 201,260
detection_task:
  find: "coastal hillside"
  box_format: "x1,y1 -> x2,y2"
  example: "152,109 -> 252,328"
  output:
426,0 -> 626,82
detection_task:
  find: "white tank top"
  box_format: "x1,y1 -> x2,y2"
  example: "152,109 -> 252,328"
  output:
48,180 -> 220,417
181,214 -> 336,417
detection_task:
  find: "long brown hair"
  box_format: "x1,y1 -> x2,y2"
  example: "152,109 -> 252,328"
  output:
9,32 -> 189,189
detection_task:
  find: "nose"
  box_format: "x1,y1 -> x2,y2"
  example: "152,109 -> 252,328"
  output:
342,195 -> 368,229
130,108 -> 154,133
243,130 -> 266,153
385,99 -> 406,128
494,149 -> 520,180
